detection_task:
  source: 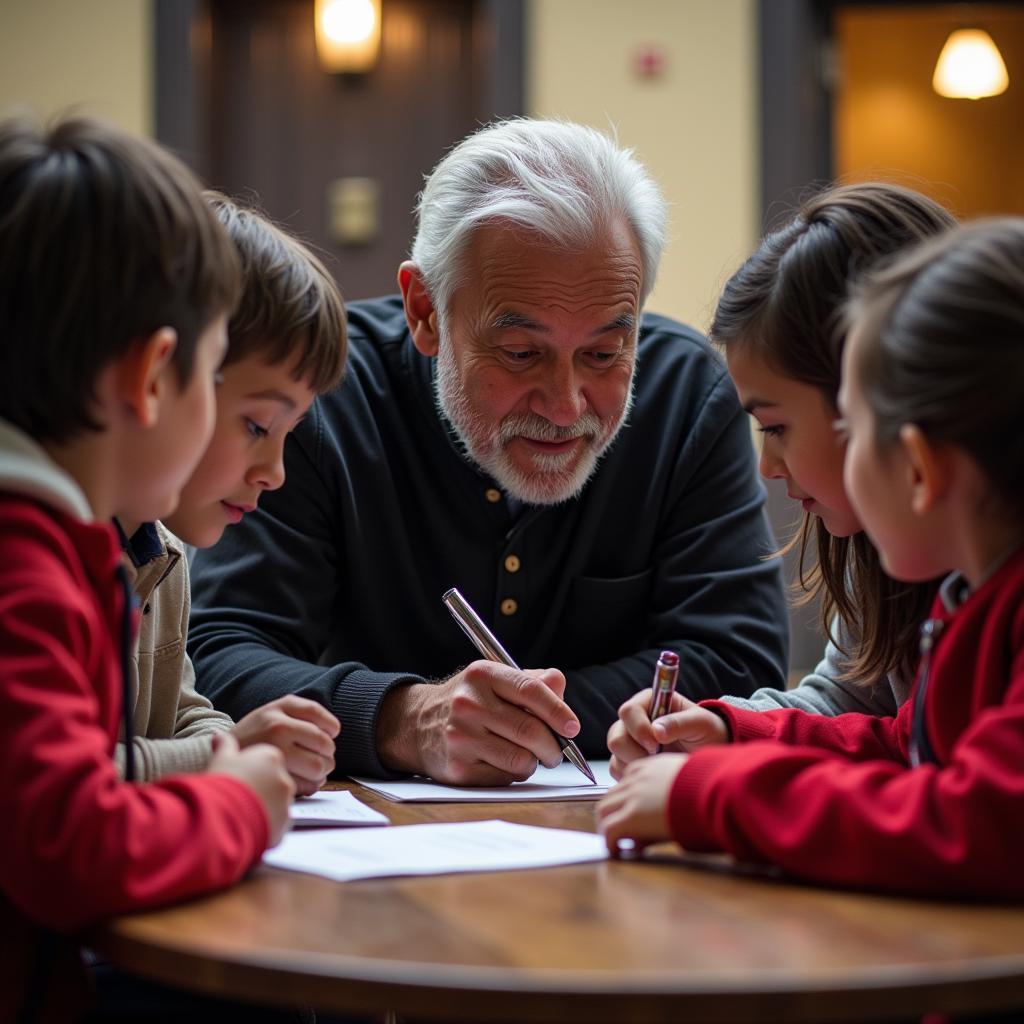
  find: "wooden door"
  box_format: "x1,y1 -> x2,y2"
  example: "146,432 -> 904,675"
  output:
155,0 -> 523,299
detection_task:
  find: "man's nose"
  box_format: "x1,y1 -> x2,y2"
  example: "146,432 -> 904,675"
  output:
532,363 -> 586,426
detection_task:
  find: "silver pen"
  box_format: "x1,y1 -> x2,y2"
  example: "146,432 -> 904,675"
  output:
442,587 -> 597,785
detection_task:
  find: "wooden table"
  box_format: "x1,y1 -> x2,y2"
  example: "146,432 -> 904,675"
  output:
90,783 -> 1024,1023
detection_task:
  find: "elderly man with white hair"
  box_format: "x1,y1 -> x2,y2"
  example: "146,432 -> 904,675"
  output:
189,118 -> 788,785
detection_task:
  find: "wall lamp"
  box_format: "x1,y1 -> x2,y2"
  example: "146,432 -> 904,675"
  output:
932,27 -> 1009,99
315,0 -> 381,74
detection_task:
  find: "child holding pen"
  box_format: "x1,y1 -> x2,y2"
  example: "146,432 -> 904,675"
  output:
599,217 -> 1024,899
608,183 -> 955,773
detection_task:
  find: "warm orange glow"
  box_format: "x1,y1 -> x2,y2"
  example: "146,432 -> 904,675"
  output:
315,0 -> 381,74
932,28 -> 1009,99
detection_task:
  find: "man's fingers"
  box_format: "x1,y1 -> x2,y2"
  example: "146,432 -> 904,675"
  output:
451,692 -> 562,770
482,663 -> 579,738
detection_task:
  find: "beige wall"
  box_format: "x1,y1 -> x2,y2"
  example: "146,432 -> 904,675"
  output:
526,0 -> 758,331
0,0 -> 152,136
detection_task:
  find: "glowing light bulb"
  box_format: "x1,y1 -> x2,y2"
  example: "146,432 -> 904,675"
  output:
932,28 -> 1009,100
315,0 -> 381,73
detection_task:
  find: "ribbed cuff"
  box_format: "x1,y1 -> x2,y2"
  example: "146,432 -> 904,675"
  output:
329,669 -> 425,778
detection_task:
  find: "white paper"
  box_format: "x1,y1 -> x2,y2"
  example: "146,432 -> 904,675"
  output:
348,759 -> 615,803
263,818 -> 608,881
289,790 -> 390,828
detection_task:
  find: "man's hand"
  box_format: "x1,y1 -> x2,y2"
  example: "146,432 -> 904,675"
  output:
208,732 -> 295,846
230,695 -> 339,796
376,661 -> 580,785
597,753 -> 689,855
607,689 -> 729,780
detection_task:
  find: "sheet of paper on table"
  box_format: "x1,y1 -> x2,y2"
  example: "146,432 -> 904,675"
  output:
263,819 -> 608,882
289,790 -> 390,827
349,759 -> 615,802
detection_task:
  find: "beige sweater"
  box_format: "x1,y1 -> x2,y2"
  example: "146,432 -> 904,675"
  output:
115,522 -> 234,780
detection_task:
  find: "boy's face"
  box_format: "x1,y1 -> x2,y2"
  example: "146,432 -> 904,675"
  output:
163,348 -> 316,547
126,315 -> 228,526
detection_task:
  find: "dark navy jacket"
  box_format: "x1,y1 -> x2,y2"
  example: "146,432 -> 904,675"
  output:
189,296 -> 788,776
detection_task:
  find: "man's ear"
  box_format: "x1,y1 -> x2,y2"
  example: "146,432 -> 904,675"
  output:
117,327 -> 178,428
398,261 -> 441,356
899,423 -> 950,516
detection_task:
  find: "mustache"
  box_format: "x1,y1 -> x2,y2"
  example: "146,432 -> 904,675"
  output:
498,411 -> 604,445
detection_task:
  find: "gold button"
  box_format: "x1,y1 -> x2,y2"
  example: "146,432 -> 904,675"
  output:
485,488 -> 502,503
500,598 -> 518,616
504,554 -> 521,573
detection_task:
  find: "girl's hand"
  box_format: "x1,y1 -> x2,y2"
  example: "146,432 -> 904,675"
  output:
597,753 -> 690,855
607,689 -> 730,780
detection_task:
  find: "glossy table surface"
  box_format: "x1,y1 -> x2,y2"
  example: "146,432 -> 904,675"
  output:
90,782 -> 1024,1023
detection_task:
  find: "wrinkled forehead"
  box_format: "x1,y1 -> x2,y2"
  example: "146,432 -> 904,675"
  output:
464,220 -> 643,313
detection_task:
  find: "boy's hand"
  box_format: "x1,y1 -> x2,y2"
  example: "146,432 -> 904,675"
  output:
208,732 -> 294,846
597,753 -> 689,856
607,689 -> 729,780
231,695 -> 339,796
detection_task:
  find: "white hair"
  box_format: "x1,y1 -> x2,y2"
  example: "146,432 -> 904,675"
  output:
410,118 -> 667,317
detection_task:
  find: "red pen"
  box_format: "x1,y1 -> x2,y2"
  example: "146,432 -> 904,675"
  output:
647,650 -> 679,752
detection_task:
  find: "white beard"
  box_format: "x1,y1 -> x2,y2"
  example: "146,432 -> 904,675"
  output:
433,324 -> 634,506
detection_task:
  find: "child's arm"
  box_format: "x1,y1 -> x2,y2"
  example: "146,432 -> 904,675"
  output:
0,530 -> 287,931
652,681 -> 1024,898
115,655 -> 233,780
704,699 -> 906,762
719,624 -> 904,717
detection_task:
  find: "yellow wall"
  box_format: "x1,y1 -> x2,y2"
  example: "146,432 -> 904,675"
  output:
0,0 -> 152,136
527,0 -> 758,331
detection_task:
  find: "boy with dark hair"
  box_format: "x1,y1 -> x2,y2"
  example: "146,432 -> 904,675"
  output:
0,115 -> 293,1022
113,192 -> 348,793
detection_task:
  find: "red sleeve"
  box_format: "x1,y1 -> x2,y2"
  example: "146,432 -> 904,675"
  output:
668,660 -> 1024,899
702,698 -> 907,762
0,527 -> 269,931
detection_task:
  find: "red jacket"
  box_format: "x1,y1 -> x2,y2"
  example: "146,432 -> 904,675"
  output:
0,487 -> 269,1019
669,547 -> 1024,899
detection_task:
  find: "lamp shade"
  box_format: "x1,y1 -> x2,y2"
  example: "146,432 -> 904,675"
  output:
932,28 -> 1009,99
315,0 -> 381,74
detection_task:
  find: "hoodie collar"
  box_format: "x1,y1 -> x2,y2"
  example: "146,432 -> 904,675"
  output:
0,418 -> 94,521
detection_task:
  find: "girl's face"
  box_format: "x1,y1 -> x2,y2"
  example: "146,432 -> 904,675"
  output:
726,344 -> 861,538
838,330 -> 943,583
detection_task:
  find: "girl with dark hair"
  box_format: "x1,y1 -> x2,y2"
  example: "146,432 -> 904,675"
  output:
608,183 -> 955,772
600,217 -> 1024,900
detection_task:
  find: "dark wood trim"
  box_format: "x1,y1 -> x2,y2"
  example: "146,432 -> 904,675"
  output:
474,0 -> 524,121
758,0 -> 833,231
154,0 -> 207,177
